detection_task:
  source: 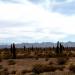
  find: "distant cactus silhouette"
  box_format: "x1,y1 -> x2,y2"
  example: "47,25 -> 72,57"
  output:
60,43 -> 64,54
10,43 -> 16,59
10,44 -> 13,54
12,43 -> 16,59
55,41 -> 60,54
24,45 -> 26,51
31,45 -> 34,51
55,41 -> 64,55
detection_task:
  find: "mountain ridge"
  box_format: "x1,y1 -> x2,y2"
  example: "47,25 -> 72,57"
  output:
0,42 -> 75,48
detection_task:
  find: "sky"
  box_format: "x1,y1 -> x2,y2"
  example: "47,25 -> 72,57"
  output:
0,0 -> 75,44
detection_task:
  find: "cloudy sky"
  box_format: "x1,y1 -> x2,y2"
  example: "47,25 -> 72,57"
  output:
0,0 -> 75,44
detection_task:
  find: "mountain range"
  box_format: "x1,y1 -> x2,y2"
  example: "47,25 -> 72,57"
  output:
0,41 -> 75,48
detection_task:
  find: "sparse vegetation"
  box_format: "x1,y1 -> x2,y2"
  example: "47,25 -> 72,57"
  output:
21,70 -> 27,74
10,70 -> 16,74
57,57 -> 68,65
0,65 -> 3,69
69,64 -> 75,72
45,58 -> 49,61
3,68 -> 9,75
0,42 -> 75,75
48,61 -> 54,65
32,64 -> 57,74
0,58 -> 2,62
8,59 -> 16,65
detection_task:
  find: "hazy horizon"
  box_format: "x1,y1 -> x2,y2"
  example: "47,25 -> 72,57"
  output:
0,0 -> 75,44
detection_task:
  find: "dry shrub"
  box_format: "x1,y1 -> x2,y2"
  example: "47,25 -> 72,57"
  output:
35,57 -> 39,60
57,57 -> 68,65
3,68 -> 9,75
21,69 -> 31,74
3,68 -> 8,72
32,64 -> 45,74
2,51 -> 11,59
45,58 -> 49,61
32,64 -> 57,74
21,70 -> 27,74
0,58 -> 2,62
56,65 -> 65,71
69,64 -> 75,72
48,61 -> 54,65
0,65 -> 3,69
8,59 -> 16,65
0,67 -> 9,75
10,70 -> 16,74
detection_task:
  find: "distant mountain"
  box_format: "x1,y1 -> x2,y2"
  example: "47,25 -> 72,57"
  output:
0,42 -> 75,48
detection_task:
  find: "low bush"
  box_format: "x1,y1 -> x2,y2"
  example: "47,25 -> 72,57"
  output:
48,61 -> 54,65
56,65 -> 65,71
69,64 -> 75,72
35,57 -> 39,60
45,58 -> 49,61
57,57 -> 68,65
32,64 -> 57,74
3,68 -> 8,71
0,58 -> 2,62
21,69 -> 31,74
21,70 -> 26,74
0,65 -> 3,69
10,70 -> 16,74
3,68 -> 9,75
8,59 -> 16,65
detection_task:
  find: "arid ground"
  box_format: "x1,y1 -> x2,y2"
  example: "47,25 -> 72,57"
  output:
1,43 -> 75,75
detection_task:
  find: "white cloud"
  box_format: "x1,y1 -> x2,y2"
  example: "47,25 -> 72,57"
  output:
0,0 -> 75,43
66,0 -> 74,3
